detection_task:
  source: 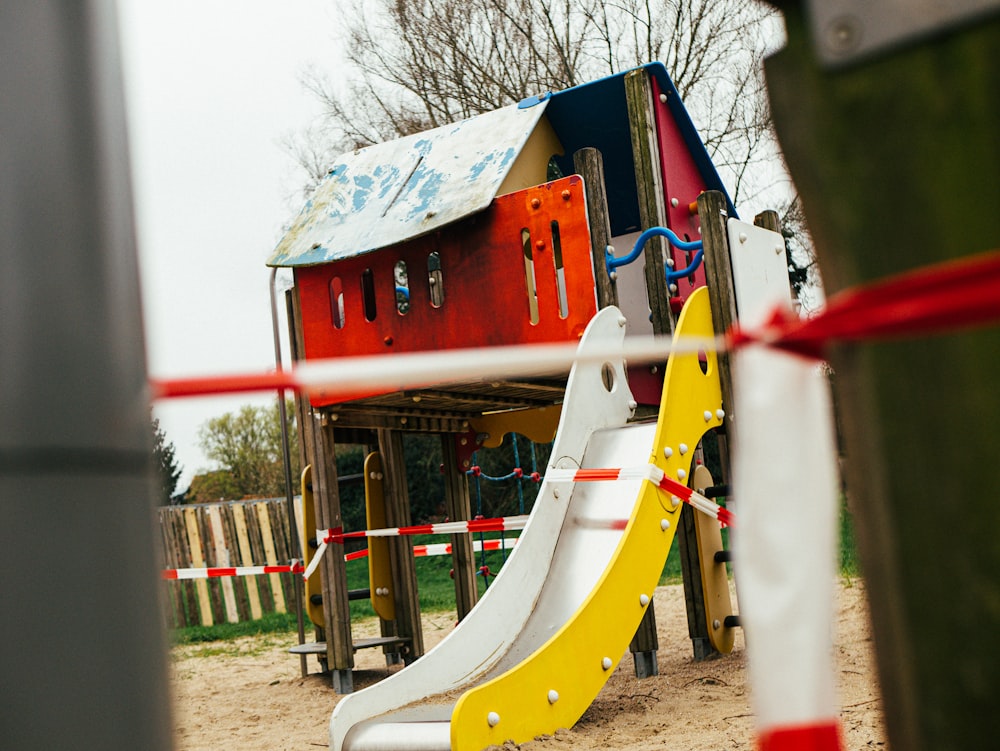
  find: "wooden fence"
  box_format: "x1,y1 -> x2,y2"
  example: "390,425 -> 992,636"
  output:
158,498 -> 304,628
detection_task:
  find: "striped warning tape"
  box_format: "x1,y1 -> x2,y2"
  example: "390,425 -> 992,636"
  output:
546,464 -> 735,527
161,536 -> 524,579
345,536 -> 521,562
162,562 -> 304,580
304,515 -> 530,580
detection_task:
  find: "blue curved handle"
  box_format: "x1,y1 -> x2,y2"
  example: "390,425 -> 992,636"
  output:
666,248 -> 704,284
606,226 -> 703,276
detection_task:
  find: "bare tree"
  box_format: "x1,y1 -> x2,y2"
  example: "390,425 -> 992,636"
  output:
293,0 -> 781,205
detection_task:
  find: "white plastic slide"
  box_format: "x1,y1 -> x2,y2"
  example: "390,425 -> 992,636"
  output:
331,291 -> 724,751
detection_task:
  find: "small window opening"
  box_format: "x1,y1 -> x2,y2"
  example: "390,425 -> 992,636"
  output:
428,251 -> 444,308
551,221 -> 568,319
394,260 -> 409,315
521,228 -> 540,325
361,268 -> 377,322
329,277 -> 345,329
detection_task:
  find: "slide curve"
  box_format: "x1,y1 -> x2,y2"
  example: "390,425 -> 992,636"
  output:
332,288 -> 723,751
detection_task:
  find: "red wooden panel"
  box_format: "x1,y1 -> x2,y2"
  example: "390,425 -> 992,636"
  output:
295,176 -> 598,406
651,76 -> 709,304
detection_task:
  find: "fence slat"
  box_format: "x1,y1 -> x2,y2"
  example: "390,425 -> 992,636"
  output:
207,506 -> 239,624
231,504 -> 264,620
183,508 -> 214,626
256,501 -> 287,613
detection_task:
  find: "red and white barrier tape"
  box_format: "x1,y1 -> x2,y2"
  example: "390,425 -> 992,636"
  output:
546,464 -> 734,527
162,562 -> 303,580
150,251 -> 1000,402
304,515 -> 530,580
345,536 -> 521,562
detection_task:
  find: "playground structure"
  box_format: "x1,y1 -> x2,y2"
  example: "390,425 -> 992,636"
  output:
265,62 -> 815,749
8,5 -> 999,751
267,62 -> 749,693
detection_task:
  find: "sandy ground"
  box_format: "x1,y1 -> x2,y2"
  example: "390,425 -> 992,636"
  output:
170,580 -> 886,750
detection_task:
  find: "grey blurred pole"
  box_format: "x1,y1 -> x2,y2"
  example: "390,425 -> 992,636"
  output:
0,2 -> 173,749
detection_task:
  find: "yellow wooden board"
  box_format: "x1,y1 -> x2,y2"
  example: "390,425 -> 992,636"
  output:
691,464 -> 735,654
364,453 -> 396,622
469,405 -> 562,449
183,508 -> 214,626
301,465 -> 325,628
450,287 -> 723,750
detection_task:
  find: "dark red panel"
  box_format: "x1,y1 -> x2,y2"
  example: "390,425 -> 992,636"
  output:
651,76 -> 709,304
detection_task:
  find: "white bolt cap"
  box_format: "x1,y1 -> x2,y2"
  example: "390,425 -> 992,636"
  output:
676,468 -> 686,480
602,657 -> 613,670
704,410 -> 713,421
671,495 -> 681,508
639,594 -> 650,606
679,443 -> 688,454
716,408 -> 726,420
487,712 -> 500,727
547,690 -> 559,704
663,447 -> 673,458
660,519 -> 670,531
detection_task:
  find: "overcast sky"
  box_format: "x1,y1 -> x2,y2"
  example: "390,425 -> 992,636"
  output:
118,1 -> 343,489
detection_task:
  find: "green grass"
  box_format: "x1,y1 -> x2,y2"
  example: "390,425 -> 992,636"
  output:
172,501 -> 861,644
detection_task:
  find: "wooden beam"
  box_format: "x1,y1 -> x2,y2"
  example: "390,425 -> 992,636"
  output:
441,435 -> 478,621
765,8 -> 1000,749
377,429 -> 425,661
572,147 -> 618,308
312,419 -> 354,692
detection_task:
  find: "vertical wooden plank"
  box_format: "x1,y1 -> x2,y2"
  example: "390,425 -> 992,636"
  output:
232,503 -> 264,620
623,66 -> 671,676
256,501 -> 286,613
625,68 -> 673,337
207,506 -> 239,623
158,509 -> 185,628
171,511 -> 197,626
378,429 -> 424,660
220,505 -> 251,622
198,507 -> 225,625
314,419 -> 355,691
268,499 -> 295,610
183,507 -> 214,626
441,435 -> 477,621
572,147 -> 618,308
244,504 -> 274,613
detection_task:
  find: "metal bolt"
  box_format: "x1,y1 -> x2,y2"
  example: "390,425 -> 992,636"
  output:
561,189 -> 571,200
530,197 -> 541,209
547,690 -> 559,704
825,15 -> 861,56
618,315 -> 627,327
775,244 -> 784,255
658,93 -> 667,103
670,197 -> 679,208
553,489 -> 560,499
663,447 -> 673,459
602,656 -> 613,670
426,210 -> 437,219
535,239 -> 545,250
660,519 -> 670,531
400,417 -> 408,425
713,619 -> 721,630
487,712 -> 500,727
679,443 -> 689,455
739,232 -> 748,244
639,594 -> 650,606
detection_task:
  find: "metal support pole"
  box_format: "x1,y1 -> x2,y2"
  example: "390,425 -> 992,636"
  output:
0,2 -> 172,748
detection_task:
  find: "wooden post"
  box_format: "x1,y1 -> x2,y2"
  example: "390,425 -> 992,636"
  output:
313,418 -> 355,692
765,7 -> 1000,749
573,147 -> 618,308
625,68 -> 673,337
623,67 -> 675,676
377,429 -> 425,661
442,435 -> 478,620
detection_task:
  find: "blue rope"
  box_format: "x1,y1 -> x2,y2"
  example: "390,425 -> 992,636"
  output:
606,226 -> 703,276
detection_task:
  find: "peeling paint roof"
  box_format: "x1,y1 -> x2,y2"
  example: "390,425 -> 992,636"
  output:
267,101 -> 549,267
